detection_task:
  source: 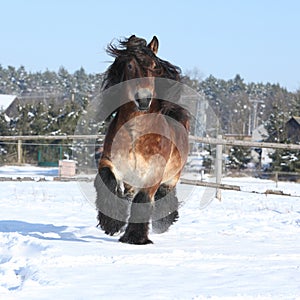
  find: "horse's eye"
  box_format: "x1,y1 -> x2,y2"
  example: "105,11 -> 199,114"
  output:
128,63 -> 133,70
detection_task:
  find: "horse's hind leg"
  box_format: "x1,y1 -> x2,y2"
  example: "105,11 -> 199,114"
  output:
95,167 -> 128,235
119,190 -> 153,245
152,185 -> 179,233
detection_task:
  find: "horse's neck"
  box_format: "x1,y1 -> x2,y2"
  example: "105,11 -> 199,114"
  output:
117,100 -> 160,127
116,103 -> 162,141
117,110 -> 148,138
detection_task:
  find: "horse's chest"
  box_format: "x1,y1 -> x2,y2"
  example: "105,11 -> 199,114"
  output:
110,122 -> 171,188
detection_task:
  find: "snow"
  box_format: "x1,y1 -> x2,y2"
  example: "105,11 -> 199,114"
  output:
4,114 -> 11,122
0,165 -> 58,178
0,94 -> 17,111
27,112 -> 34,118
0,166 -> 300,299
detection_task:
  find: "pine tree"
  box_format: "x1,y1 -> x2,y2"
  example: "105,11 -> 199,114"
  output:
227,146 -> 251,171
264,104 -> 300,173
270,147 -> 300,173
264,105 -> 288,142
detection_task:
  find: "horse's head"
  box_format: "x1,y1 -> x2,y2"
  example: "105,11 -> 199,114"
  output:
104,35 -> 160,111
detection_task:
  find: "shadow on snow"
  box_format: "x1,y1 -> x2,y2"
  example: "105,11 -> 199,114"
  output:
0,220 -> 116,243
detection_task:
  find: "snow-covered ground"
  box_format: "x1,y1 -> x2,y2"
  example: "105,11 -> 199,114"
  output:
0,165 -> 58,178
0,166 -> 300,299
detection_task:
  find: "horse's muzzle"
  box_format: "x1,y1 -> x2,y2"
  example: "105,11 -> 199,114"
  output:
134,90 -> 152,111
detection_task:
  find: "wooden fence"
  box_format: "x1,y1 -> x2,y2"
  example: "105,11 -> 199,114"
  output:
1,134 -> 300,169
1,134 -> 300,197
1,134 -> 300,164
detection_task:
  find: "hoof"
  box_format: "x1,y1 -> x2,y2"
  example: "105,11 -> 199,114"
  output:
119,234 -> 153,245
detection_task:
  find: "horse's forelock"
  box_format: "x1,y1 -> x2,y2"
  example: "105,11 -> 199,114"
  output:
107,36 -> 147,57
122,35 -> 147,49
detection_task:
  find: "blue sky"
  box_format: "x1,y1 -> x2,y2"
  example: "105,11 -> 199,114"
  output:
1,0 -> 300,91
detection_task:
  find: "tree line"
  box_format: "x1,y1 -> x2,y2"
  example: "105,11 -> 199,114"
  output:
0,64 -> 300,172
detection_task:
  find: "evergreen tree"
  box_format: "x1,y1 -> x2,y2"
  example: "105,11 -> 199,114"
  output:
270,147 -> 300,173
264,105 -> 288,142
227,146 -> 251,171
0,111 -> 11,162
264,104 -> 300,173
294,90 -> 300,115
1,64 -> 300,166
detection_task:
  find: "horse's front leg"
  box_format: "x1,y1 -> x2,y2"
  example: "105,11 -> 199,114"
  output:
152,171 -> 181,233
95,166 -> 129,236
119,187 -> 156,245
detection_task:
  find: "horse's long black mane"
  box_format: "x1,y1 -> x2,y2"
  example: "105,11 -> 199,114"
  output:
102,35 -> 190,125
103,35 -> 181,89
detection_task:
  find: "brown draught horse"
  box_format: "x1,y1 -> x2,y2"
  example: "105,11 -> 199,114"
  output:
95,35 -> 190,244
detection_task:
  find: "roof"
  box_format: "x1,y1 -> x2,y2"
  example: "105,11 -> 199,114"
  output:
0,94 -> 17,111
290,116 -> 300,125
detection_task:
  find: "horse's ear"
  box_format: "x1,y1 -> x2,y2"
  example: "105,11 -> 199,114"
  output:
148,36 -> 159,55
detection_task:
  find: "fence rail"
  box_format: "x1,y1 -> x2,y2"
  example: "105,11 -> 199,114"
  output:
1,134 -> 300,150
1,134 -> 300,199
189,136 -> 300,150
1,134 -> 300,173
0,135 -> 103,141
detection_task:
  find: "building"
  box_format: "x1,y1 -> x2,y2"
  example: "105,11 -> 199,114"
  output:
0,94 -> 18,115
286,116 -> 300,143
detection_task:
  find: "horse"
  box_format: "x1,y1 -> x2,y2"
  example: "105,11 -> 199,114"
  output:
94,35 -> 190,244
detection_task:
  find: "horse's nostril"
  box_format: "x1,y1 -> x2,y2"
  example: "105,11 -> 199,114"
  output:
134,92 -> 140,101
137,99 -> 151,110
135,90 -> 152,110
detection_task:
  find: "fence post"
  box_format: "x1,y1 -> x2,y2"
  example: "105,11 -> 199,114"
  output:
17,139 -> 22,164
215,135 -> 223,200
